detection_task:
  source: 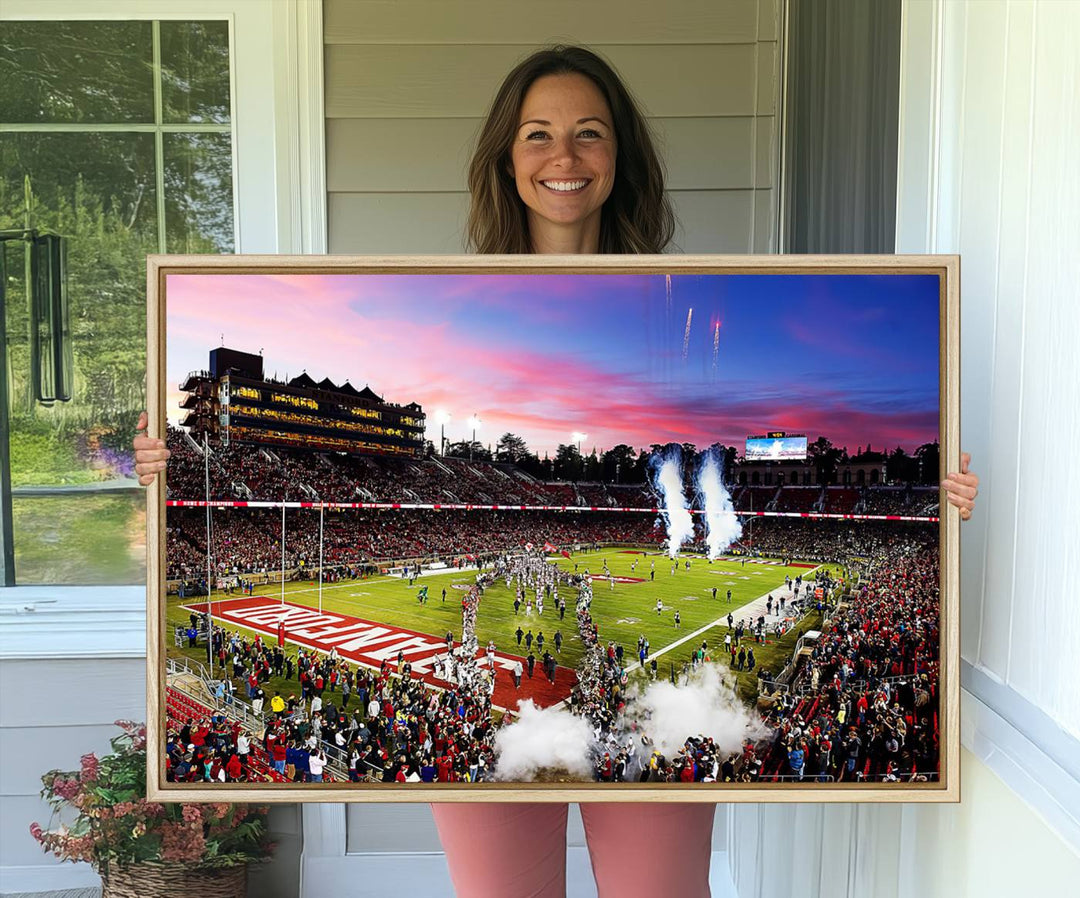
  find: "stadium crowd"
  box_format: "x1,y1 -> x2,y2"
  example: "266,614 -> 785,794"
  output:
166,619 -> 503,784
164,432 -> 941,786
751,532 -> 940,784
167,507 -> 662,581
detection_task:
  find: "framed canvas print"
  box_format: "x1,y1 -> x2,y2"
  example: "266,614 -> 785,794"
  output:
145,254 -> 959,803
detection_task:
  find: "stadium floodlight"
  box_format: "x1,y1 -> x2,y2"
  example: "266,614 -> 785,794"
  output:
572,431 -> 588,453
467,415 -> 481,460
435,409 -> 451,455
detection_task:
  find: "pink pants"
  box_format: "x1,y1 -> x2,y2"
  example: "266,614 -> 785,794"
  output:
431,802 -> 715,898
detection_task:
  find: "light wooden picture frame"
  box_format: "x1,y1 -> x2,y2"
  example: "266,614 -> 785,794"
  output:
146,254 -> 960,803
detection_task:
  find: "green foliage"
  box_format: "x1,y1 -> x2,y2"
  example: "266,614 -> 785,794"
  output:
12,492 -> 145,585
2,22 -> 234,492
8,426 -> 93,485
2,160 -> 151,482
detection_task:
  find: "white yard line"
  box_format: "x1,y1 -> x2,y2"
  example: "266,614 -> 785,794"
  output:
622,564 -> 823,672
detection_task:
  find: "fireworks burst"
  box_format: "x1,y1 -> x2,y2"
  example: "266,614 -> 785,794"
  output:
681,307 -> 693,361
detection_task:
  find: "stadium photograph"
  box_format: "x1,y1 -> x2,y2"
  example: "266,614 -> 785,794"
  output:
152,264 -> 949,797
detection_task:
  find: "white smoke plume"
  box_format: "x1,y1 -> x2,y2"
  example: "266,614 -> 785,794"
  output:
648,447 -> 695,557
681,307 -> 694,361
696,450 -> 743,559
492,700 -> 596,782
622,664 -> 770,759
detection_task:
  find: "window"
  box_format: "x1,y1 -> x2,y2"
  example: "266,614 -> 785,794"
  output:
1,19 -> 234,585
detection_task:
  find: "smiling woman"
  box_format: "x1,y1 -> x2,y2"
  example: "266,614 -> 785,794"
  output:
509,73 -> 617,253
466,45 -> 674,255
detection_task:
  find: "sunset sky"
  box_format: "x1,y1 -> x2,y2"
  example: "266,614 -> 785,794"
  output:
166,272 -> 940,457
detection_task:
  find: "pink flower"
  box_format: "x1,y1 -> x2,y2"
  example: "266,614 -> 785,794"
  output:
29,822 -> 44,842
80,753 -> 100,782
160,821 -> 206,863
181,805 -> 202,824
52,777 -> 81,801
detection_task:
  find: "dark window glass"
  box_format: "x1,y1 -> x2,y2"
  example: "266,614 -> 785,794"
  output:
0,22 -> 154,124
160,21 -> 231,124
164,132 -> 235,252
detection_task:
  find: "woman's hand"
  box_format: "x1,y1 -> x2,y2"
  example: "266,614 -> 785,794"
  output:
941,451 -> 979,521
133,411 -> 170,486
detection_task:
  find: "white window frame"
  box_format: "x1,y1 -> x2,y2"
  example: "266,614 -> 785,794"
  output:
0,0 -> 326,660
896,0 -> 1080,853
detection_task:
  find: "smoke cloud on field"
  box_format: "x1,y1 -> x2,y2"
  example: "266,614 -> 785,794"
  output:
621,665 -> 770,759
696,449 -> 743,559
492,700 -> 595,782
649,447 -> 695,557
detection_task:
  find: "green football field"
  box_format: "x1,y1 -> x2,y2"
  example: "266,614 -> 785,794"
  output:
167,547 -> 829,702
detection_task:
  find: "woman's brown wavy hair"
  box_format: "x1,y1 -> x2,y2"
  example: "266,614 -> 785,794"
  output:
466,46 -> 675,254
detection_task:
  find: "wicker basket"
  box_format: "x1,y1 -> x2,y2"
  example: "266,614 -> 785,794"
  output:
100,862 -> 247,898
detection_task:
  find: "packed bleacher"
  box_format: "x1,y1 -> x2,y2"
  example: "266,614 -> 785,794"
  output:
164,428 -> 941,786
733,486 -> 777,512
822,487 -> 860,514
167,507 -> 664,580
773,486 -> 821,513
169,619 -> 501,784
751,532 -> 940,783
167,427 -> 639,507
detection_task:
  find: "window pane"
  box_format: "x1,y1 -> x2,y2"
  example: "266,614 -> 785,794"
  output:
0,22 -> 154,124
11,492 -> 146,585
1,20 -> 235,587
164,133 -> 235,253
160,21 -> 232,124
2,132 -> 157,585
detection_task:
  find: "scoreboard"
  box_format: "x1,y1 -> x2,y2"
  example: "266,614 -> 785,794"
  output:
745,432 -> 808,461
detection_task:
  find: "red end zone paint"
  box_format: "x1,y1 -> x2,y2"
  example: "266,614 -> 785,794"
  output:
182,596 -> 575,710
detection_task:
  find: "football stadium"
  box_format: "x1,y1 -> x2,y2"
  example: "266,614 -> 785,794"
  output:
164,410 -> 941,788
162,272 -> 942,789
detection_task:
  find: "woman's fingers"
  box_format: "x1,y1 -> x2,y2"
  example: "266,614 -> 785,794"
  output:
133,411 -> 167,486
941,474 -> 978,499
941,453 -> 979,521
134,446 -> 171,462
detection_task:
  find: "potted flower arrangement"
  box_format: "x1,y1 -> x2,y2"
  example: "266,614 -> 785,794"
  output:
30,720 -> 273,898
